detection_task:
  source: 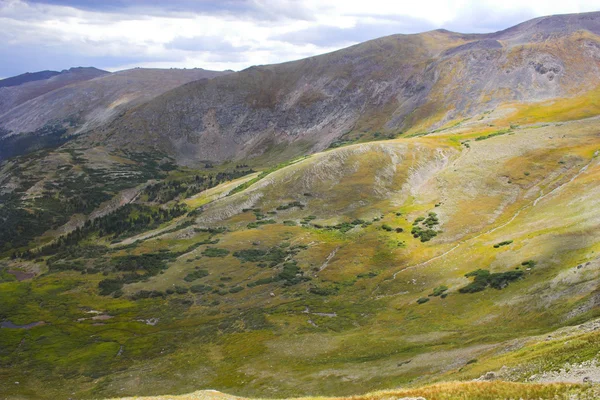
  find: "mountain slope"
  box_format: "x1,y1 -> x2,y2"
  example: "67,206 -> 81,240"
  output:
0,67 -> 109,117
92,12 -> 600,164
0,68 -> 231,161
0,70 -> 62,88
1,11 -> 600,400
0,68 -> 231,137
1,115 -> 599,399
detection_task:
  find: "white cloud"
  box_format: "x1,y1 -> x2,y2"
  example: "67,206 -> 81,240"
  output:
0,0 -> 598,76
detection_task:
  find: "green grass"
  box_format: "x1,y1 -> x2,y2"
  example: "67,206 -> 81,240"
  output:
1,118 -> 600,399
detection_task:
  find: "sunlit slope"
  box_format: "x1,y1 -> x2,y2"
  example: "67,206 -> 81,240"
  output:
84,117 -> 600,397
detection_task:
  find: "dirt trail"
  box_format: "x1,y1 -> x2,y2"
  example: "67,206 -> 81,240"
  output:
389,153 -> 598,281
318,247 -> 339,273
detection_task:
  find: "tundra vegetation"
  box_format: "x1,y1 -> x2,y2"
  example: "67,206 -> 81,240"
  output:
1,13 -> 600,400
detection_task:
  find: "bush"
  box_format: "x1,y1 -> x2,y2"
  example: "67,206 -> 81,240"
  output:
184,269 -> 209,282
131,290 -> 165,300
430,285 -> 448,297
229,286 -> 244,293
98,279 -> 123,296
233,247 -> 287,264
276,201 -> 304,211
493,240 -> 513,248
309,285 -> 338,296
190,284 -> 213,294
202,248 -> 230,257
521,260 -> 536,268
174,286 -> 189,294
459,269 -> 524,293
417,297 -> 430,304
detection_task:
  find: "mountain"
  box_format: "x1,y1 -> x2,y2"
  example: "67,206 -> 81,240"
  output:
0,67 -> 109,117
0,11 -> 599,400
91,12 -> 600,164
0,68 -> 231,160
0,70 -> 62,88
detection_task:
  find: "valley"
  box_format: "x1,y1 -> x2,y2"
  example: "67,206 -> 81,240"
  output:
0,11 -> 599,400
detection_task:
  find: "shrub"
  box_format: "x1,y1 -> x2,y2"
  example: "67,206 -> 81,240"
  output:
247,219 -> 276,229
276,201 -> 304,211
233,247 -> 287,264
417,297 -> 430,304
174,286 -> 189,294
430,285 -> 448,297
309,285 -> 338,296
98,279 -> 123,296
229,286 -> 244,293
202,248 -> 230,257
131,290 -> 165,300
184,269 -> 209,282
459,269 -> 524,293
494,240 -> 513,248
190,284 -> 212,294
521,260 -> 536,268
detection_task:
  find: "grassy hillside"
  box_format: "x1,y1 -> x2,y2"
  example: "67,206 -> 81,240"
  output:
1,110 -> 599,399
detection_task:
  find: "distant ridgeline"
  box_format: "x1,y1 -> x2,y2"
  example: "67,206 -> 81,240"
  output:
0,70 -> 61,88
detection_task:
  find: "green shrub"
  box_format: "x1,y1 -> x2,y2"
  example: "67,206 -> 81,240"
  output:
417,297 -> 430,304
190,284 -> 212,294
494,240 -> 513,248
202,247 -> 230,257
459,268 -> 524,293
276,201 -> 305,211
98,279 -> 123,296
430,285 -> 448,297
183,269 -> 209,282
521,260 -> 536,268
309,285 -> 339,296
174,286 -> 189,294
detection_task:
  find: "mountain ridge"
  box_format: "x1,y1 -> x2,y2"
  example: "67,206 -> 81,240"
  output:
0,11 -> 599,400
88,11 -> 600,165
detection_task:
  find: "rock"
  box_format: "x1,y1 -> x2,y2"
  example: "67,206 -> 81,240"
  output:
583,376 -> 592,383
483,371 -> 496,380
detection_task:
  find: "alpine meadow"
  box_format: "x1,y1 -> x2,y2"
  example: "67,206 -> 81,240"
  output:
1,7 -> 600,400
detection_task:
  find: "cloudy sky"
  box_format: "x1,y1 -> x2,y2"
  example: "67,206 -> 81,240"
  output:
0,0 -> 598,77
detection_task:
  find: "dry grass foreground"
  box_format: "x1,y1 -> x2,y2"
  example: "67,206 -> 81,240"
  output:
111,381 -> 600,400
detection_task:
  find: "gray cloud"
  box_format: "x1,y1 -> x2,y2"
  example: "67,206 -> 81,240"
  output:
0,41 -> 177,77
25,0 -> 316,21
166,36 -> 251,53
